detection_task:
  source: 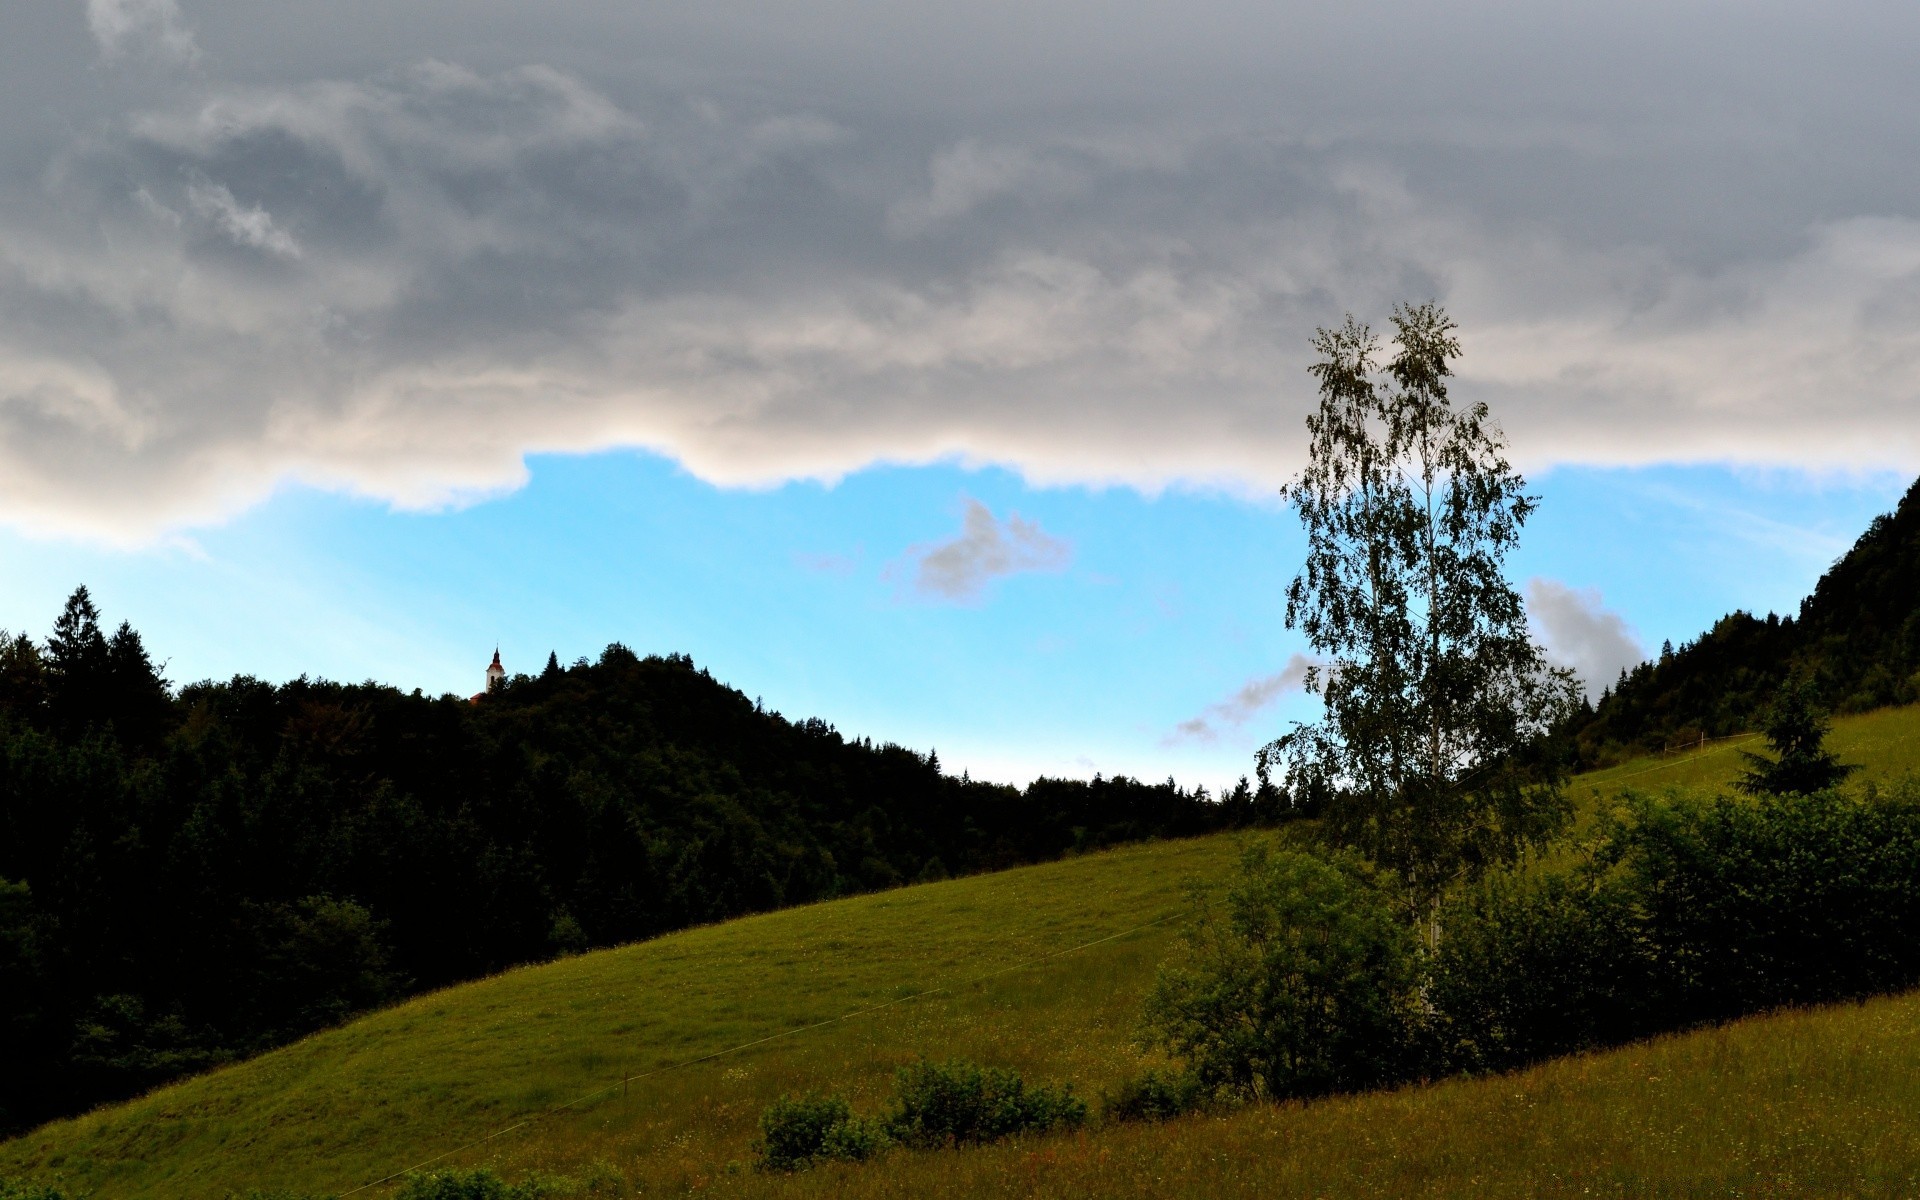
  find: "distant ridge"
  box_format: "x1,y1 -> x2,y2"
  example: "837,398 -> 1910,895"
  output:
1576,474 -> 1920,760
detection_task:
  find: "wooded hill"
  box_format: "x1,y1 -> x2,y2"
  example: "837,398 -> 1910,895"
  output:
1575,475 -> 1920,762
0,593 -> 1275,1135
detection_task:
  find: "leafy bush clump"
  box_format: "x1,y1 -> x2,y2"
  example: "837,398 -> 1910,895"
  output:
756,1093 -> 887,1171
1428,870 -> 1659,1071
395,1167 -> 548,1200
883,1059 -> 1086,1148
1100,1067 -> 1209,1124
0,1181 -> 67,1200
1141,844 -> 1423,1100
1435,783 -> 1920,1073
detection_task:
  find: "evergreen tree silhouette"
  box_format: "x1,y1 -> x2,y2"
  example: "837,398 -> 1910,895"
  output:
1737,676 -> 1856,796
45,585 -> 110,737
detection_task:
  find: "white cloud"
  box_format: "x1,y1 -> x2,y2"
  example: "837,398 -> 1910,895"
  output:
901,499 -> 1070,601
1167,653 -> 1317,744
1527,578 -> 1646,699
86,0 -> 198,65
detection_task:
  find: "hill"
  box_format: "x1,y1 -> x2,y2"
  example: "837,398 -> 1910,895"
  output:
9,703 -> 1920,1198
0,590 -> 1252,1135
1576,474 -> 1920,760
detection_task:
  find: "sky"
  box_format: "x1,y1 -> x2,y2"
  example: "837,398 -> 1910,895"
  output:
1,0 -> 1917,787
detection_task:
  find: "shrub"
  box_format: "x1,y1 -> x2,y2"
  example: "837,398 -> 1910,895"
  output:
1604,785 -> 1920,1020
883,1059 -> 1086,1148
1425,783 -> 1920,1073
0,1181 -> 67,1200
756,1093 -> 886,1171
1100,1066 -> 1209,1123
1429,869 -> 1660,1072
394,1167 -> 546,1200
1141,843 -> 1422,1100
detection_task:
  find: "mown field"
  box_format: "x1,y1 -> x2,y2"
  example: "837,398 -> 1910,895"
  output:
7,703 -> 1920,1198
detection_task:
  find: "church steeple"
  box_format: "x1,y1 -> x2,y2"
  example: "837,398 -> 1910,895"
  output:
486,647 -> 506,692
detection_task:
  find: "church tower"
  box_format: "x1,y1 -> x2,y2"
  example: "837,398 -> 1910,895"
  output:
486,648 -> 506,692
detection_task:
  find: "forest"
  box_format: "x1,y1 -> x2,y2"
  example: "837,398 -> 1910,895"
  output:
1573,475 -> 1920,761
0,589 -> 1276,1134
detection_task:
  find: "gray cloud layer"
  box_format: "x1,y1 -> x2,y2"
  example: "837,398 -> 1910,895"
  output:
1528,577 -> 1646,699
4,1 -> 1920,538
903,499 -> 1070,601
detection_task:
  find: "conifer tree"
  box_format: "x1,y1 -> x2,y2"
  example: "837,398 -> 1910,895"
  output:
44,585 -> 110,737
1736,675 -> 1855,796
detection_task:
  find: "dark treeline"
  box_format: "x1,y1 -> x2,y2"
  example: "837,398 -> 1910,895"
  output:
0,588 -> 1283,1135
1574,473 -> 1920,763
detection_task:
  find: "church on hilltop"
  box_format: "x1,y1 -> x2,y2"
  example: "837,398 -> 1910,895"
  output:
471,649 -> 506,703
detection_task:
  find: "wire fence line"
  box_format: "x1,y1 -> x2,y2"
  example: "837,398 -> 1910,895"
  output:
1595,732 -> 1762,786
335,908 -> 1189,1197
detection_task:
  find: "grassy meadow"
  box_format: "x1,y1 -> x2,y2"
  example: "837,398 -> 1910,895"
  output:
6,702 -> 1920,1198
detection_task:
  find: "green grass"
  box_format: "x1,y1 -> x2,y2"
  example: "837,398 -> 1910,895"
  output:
0,835 -> 1242,1198
1573,703 -> 1920,805
9,702 -> 1920,1198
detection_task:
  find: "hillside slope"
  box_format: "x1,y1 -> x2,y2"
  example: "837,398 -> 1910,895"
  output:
9,707 -> 1920,1197
1579,474 -> 1920,756
0,834 -> 1240,1198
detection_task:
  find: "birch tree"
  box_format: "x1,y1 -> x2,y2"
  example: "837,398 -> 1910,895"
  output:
1259,304 -> 1579,944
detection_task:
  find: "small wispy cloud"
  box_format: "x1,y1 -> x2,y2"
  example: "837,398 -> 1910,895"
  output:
900,499 -> 1070,602
794,550 -> 858,576
1166,653 -> 1317,745
87,0 -> 199,65
1527,577 -> 1646,699
187,181 -> 303,259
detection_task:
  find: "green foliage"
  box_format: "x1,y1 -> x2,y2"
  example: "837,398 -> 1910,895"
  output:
756,1093 -> 886,1170
1737,675 -> 1857,795
1580,473 -> 1920,760
0,1180 -> 67,1200
0,588 -> 1241,1134
1604,784 -> 1920,1018
1141,844 -> 1422,1099
0,833 -> 1232,1198
883,1059 -> 1086,1149
1428,870 -> 1659,1070
1263,305 -> 1579,925
1100,1067 -> 1209,1124
1430,781 -> 1920,1074
395,1167 -> 548,1200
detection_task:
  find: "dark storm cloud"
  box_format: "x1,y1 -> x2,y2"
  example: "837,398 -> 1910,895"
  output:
3,0 -> 1920,538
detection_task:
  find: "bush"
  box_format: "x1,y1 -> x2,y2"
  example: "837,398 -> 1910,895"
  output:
756,1093 -> 886,1171
1605,785 -> 1920,1020
883,1059 -> 1086,1149
1425,783 -> 1920,1074
1100,1066 -> 1209,1123
0,1181 -> 67,1200
1429,869 -> 1660,1072
395,1168 -> 547,1200
1141,843 -> 1422,1100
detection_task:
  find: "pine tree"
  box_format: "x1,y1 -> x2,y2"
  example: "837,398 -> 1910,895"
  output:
44,586 -> 110,737
104,621 -> 173,751
1737,676 -> 1856,796
543,651 -> 562,679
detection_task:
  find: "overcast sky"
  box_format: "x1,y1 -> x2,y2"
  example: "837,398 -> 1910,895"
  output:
1,0 -> 1915,782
